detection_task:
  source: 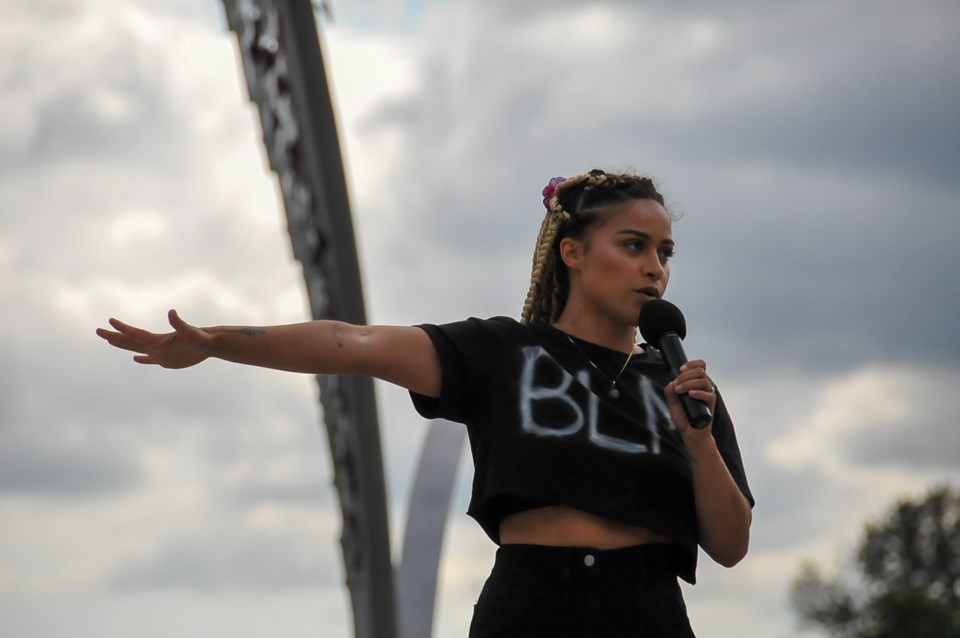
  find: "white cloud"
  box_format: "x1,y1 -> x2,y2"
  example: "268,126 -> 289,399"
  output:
107,209 -> 170,244
2,1 -> 959,637
769,364 -> 960,478
769,367 -> 910,470
0,590 -> 347,638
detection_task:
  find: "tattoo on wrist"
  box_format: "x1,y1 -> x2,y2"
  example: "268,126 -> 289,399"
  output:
331,324 -> 346,348
226,327 -> 266,337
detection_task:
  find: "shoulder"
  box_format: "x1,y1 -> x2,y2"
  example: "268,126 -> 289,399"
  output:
419,315 -> 530,344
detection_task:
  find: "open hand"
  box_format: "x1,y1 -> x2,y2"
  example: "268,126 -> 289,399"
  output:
96,309 -> 212,369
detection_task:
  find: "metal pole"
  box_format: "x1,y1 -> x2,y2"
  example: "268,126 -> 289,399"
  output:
220,2 -> 396,636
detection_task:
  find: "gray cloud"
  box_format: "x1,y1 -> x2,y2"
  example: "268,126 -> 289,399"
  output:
840,368 -> 960,469
0,434 -> 143,497
109,530 -> 338,590
3,1 -> 959,637
347,0 -> 960,377
848,418 -> 960,470
743,461 -> 844,550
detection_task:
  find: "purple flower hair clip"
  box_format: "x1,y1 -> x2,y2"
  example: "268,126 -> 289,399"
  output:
541,176 -> 567,210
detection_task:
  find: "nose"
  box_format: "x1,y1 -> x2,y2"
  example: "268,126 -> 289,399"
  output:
642,250 -> 665,280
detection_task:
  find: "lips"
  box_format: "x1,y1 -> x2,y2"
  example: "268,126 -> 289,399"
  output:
635,287 -> 661,300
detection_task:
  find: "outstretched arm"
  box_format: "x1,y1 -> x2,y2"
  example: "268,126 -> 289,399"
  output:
96,309 -> 441,397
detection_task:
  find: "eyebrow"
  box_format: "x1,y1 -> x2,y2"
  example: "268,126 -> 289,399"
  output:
615,229 -> 675,246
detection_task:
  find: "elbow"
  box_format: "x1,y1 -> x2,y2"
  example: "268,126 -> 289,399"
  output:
714,544 -> 748,568
707,500 -> 752,568
703,522 -> 751,568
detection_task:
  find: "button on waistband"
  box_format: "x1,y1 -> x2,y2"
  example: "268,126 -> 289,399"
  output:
583,554 -> 595,567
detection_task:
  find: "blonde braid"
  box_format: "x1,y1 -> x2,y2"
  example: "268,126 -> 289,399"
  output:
520,171 -> 608,325
521,211 -> 566,324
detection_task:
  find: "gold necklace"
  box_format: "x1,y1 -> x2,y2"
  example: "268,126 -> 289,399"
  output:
563,333 -> 635,399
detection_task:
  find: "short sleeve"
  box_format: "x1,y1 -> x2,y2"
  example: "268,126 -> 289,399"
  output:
408,317 -> 513,424
711,390 -> 755,508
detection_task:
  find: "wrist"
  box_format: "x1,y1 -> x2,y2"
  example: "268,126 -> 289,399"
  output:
203,327 -> 224,360
683,431 -> 719,461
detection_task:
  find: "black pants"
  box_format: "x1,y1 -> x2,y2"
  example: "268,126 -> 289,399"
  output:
469,544 -> 696,638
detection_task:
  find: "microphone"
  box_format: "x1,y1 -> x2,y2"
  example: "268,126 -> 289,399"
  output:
638,299 -> 713,429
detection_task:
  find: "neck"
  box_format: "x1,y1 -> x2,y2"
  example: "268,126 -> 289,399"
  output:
552,308 -> 638,353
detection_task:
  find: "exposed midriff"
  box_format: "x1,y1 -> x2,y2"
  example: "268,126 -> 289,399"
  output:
499,505 -> 672,548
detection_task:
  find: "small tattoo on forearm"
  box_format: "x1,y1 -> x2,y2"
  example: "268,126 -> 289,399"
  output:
226,327 -> 265,337
331,323 -> 346,348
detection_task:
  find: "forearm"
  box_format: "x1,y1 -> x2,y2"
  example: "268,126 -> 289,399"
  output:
686,436 -> 752,567
205,320 -> 364,374
204,321 -> 440,396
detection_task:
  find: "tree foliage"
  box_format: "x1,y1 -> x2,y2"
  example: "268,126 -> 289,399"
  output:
789,484 -> 960,638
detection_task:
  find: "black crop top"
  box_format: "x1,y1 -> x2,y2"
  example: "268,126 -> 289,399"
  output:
409,316 -> 754,583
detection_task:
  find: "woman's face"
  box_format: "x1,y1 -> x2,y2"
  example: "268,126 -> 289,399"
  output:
561,198 -> 674,328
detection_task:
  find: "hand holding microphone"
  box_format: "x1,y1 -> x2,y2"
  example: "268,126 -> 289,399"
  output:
638,299 -> 714,430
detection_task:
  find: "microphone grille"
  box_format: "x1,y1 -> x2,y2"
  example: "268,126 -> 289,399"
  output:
638,299 -> 687,344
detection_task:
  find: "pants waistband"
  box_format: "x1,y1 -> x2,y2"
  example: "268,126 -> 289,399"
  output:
495,542 -> 677,574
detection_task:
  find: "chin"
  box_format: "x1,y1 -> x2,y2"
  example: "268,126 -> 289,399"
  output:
617,312 -> 642,329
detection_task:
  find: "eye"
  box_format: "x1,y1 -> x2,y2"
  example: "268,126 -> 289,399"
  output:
658,247 -> 676,263
624,239 -> 646,252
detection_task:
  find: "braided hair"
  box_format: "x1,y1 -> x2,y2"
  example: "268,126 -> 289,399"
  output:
521,169 -> 669,325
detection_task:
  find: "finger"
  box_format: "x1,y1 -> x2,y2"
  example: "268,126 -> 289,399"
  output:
133,355 -> 157,365
674,369 -> 711,391
108,317 -> 134,332
667,379 -> 712,404
689,381 -> 717,408
168,309 -> 203,339
664,382 -> 697,431
680,359 -> 707,372
97,325 -> 152,351
106,338 -> 150,355
677,378 -> 715,394
108,318 -> 154,340
689,386 -> 716,400
663,380 -> 681,408
168,309 -> 187,331
95,327 -> 119,340
96,329 -> 147,353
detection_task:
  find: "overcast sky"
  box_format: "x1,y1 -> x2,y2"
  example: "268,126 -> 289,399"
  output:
2,1 -> 959,637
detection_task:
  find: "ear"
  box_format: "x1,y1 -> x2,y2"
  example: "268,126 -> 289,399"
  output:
559,237 -> 585,271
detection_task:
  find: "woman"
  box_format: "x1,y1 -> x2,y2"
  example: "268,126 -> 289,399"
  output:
98,169 -> 753,637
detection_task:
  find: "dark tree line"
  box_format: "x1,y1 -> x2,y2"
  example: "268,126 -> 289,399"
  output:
790,484 -> 960,638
